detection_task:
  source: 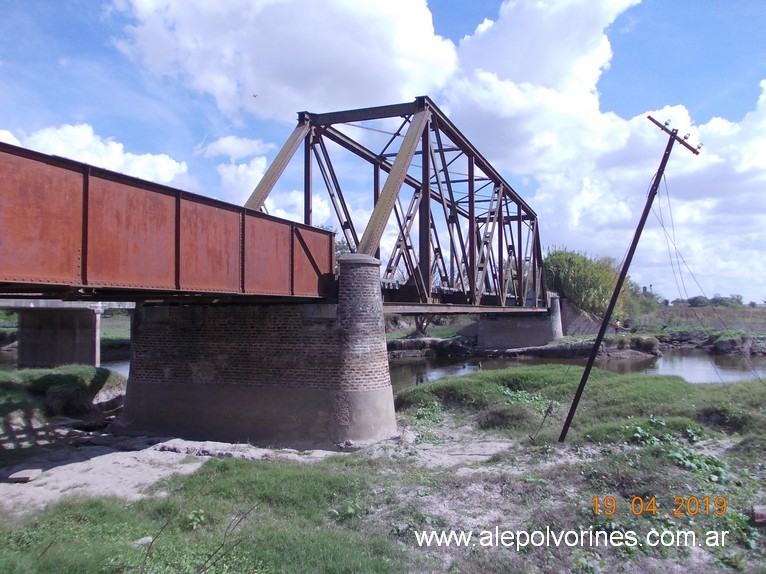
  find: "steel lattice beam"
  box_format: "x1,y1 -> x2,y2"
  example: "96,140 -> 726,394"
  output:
251,96 -> 547,309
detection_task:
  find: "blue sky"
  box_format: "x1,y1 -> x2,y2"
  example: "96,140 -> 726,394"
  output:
2,0 -> 765,304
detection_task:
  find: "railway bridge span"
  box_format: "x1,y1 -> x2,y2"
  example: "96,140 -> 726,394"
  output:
0,97 -> 560,448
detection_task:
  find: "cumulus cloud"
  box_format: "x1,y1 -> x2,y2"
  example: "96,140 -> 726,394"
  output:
265,189 -> 332,226
9,123 -> 188,186
216,155 -> 269,205
113,0 -> 458,121
0,130 -> 21,146
200,135 -> 275,161
434,0 -> 766,302
103,0 -> 765,301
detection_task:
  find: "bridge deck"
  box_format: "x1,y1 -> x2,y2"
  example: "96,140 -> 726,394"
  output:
0,142 -> 335,301
383,303 -> 548,315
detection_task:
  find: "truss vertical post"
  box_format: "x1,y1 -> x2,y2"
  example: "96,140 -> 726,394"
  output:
497,191 -> 505,306
419,124 -> 432,302
516,204 -> 523,305
468,156 -> 477,304
304,129 -> 312,226
373,164 -> 381,260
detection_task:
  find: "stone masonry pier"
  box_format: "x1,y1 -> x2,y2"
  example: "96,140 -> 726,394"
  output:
117,254 -> 398,449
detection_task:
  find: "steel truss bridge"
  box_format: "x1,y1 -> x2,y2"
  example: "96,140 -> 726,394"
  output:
0,96 -> 547,312
247,96 -> 546,310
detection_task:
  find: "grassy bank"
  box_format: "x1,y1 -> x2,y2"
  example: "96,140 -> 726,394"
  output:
0,457 -> 405,574
2,365 -> 765,573
394,365 -> 766,572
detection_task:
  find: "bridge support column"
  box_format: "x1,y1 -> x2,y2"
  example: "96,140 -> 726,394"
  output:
118,253 -> 397,449
17,308 -> 100,368
477,295 -> 564,349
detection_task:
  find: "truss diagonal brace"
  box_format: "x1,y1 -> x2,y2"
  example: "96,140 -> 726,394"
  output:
244,121 -> 311,210
357,110 -> 431,256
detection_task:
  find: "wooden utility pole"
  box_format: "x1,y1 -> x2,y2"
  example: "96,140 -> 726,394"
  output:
558,116 -> 700,442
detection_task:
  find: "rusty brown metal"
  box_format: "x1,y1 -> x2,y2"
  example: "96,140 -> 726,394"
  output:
244,214 -> 292,295
0,150 -> 83,285
287,96 -> 546,309
87,176 -> 176,289
292,226 -> 333,297
179,199 -> 242,293
0,141 -> 335,301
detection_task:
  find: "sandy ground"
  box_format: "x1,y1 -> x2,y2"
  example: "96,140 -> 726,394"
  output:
0,412 -> 514,519
0,426 -> 345,518
1,413 -> 754,573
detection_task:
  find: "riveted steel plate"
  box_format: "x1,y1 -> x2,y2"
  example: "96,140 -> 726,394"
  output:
87,176 -> 176,289
292,226 -> 333,297
179,199 -> 241,293
244,214 -> 292,295
0,150 -> 83,285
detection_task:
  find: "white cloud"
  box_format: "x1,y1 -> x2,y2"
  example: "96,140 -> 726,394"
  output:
265,189 -> 331,226
0,130 -> 21,146
435,0 -> 766,302
9,123 -> 188,186
458,0 -> 638,93
113,0 -> 458,121
200,135 -> 275,161
101,0 -> 766,302
216,155 -> 269,204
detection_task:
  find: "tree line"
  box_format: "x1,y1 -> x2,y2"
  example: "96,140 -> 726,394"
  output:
543,248 -> 762,320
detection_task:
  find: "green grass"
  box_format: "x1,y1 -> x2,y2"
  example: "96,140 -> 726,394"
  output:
631,305 -> 766,334
1,365 -> 127,466
0,458 -> 406,574
100,315 -> 131,343
0,364 -> 126,419
414,365 -> 766,571
3,363 -> 766,572
395,364 -> 766,443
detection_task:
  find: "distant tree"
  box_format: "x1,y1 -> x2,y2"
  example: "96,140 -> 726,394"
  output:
749,301 -> 758,308
688,295 -> 711,308
543,248 -> 662,320
710,295 -> 742,308
731,294 -> 744,305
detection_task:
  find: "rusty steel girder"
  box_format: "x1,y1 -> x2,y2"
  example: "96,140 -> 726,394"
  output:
245,96 -> 546,308
0,142 -> 334,301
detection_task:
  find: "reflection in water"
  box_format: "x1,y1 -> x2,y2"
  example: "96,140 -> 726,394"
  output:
4,348 -> 766,393
389,347 -> 766,393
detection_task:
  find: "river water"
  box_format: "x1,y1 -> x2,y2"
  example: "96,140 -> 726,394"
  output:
387,348 -> 766,392
4,347 -> 764,394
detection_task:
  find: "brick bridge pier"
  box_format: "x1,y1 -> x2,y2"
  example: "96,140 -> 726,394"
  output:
117,254 -> 398,449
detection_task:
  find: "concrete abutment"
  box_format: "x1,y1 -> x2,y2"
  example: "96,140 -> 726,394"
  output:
477,294 -> 564,348
17,308 -> 101,368
118,253 -> 398,449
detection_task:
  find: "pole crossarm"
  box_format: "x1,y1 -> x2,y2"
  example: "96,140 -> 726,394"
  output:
249,96 -> 547,309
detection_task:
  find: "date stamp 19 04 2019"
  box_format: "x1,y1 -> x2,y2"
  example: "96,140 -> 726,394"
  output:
592,495 -> 727,517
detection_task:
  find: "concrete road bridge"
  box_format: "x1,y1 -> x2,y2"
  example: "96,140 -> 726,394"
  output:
0,97 -> 561,449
